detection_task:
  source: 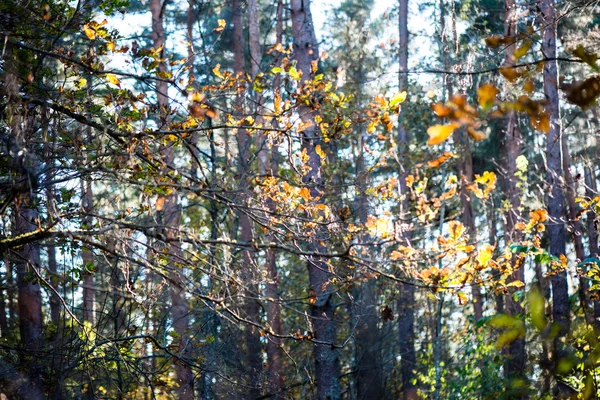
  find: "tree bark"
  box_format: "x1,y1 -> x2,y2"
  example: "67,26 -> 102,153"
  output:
501,0 -> 527,393
440,0 -> 483,321
291,1 -> 341,398
232,0 -> 263,396
397,0 -> 417,398
14,194 -> 45,400
150,0 -> 194,396
540,0 -> 570,379
585,166 -> 600,329
561,138 -> 589,324
259,0 -> 285,395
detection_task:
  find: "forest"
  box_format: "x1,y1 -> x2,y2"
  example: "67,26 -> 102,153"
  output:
1,0 -> 600,398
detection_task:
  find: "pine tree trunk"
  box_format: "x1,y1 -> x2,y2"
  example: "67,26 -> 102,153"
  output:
14,194 -> 45,400
150,0 -> 194,396
585,166 -> 600,329
540,0 -> 570,382
397,0 -> 417,397
291,1 -> 341,398
232,0 -> 263,396
259,0 -> 285,395
501,0 -> 527,393
561,138 -> 589,324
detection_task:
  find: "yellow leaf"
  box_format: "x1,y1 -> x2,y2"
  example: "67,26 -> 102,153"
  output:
514,40 -> 531,60
477,84 -> 499,108
213,64 -> 223,79
105,73 -> 120,86
214,19 -> 226,32
523,80 -> 535,94
289,66 -> 301,81
390,91 -> 407,107
82,24 -> 96,40
107,41 -> 116,52
457,292 -> 468,306
506,280 -> 525,288
76,77 -> 87,88
315,145 -> 326,160
426,123 -> 459,146
477,244 -> 495,267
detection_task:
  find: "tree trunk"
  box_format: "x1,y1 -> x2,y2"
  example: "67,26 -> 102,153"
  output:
81,169 -> 95,325
397,0 -> 417,398
259,0 -> 285,395
291,1 -> 341,398
232,0 -> 263,396
440,0 -> 483,321
150,0 -> 194,396
354,135 -> 384,399
540,0 -> 570,379
585,166 -> 600,329
561,138 -> 589,324
14,194 -> 45,400
501,0 -> 527,394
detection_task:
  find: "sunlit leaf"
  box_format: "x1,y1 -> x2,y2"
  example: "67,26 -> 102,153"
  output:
214,19 -> 226,32
513,40 -> 531,60
448,220 -> 466,241
390,91 -> 407,107
315,145 -> 326,160
477,244 -> 495,267
299,187 -> 311,201
105,74 -> 120,86
213,64 -> 223,79
477,84 -> 499,109
427,151 -> 454,168
432,102 -> 453,118
467,126 -> 486,141
426,123 -> 459,146
82,24 -> 96,40
289,66 -> 301,81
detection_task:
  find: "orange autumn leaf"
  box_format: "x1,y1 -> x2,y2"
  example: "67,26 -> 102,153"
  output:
299,187 -> 311,201
530,209 -> 548,223
427,123 -> 459,146
428,151 -> 455,168
500,67 -> 521,82
467,126 -> 486,141
432,102 -> 453,118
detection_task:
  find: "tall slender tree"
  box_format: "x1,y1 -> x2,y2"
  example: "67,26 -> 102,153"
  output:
501,0 -> 527,393
150,0 -> 194,396
291,0 -> 341,397
540,0 -> 570,383
231,0 -> 263,395
397,0 -> 417,398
